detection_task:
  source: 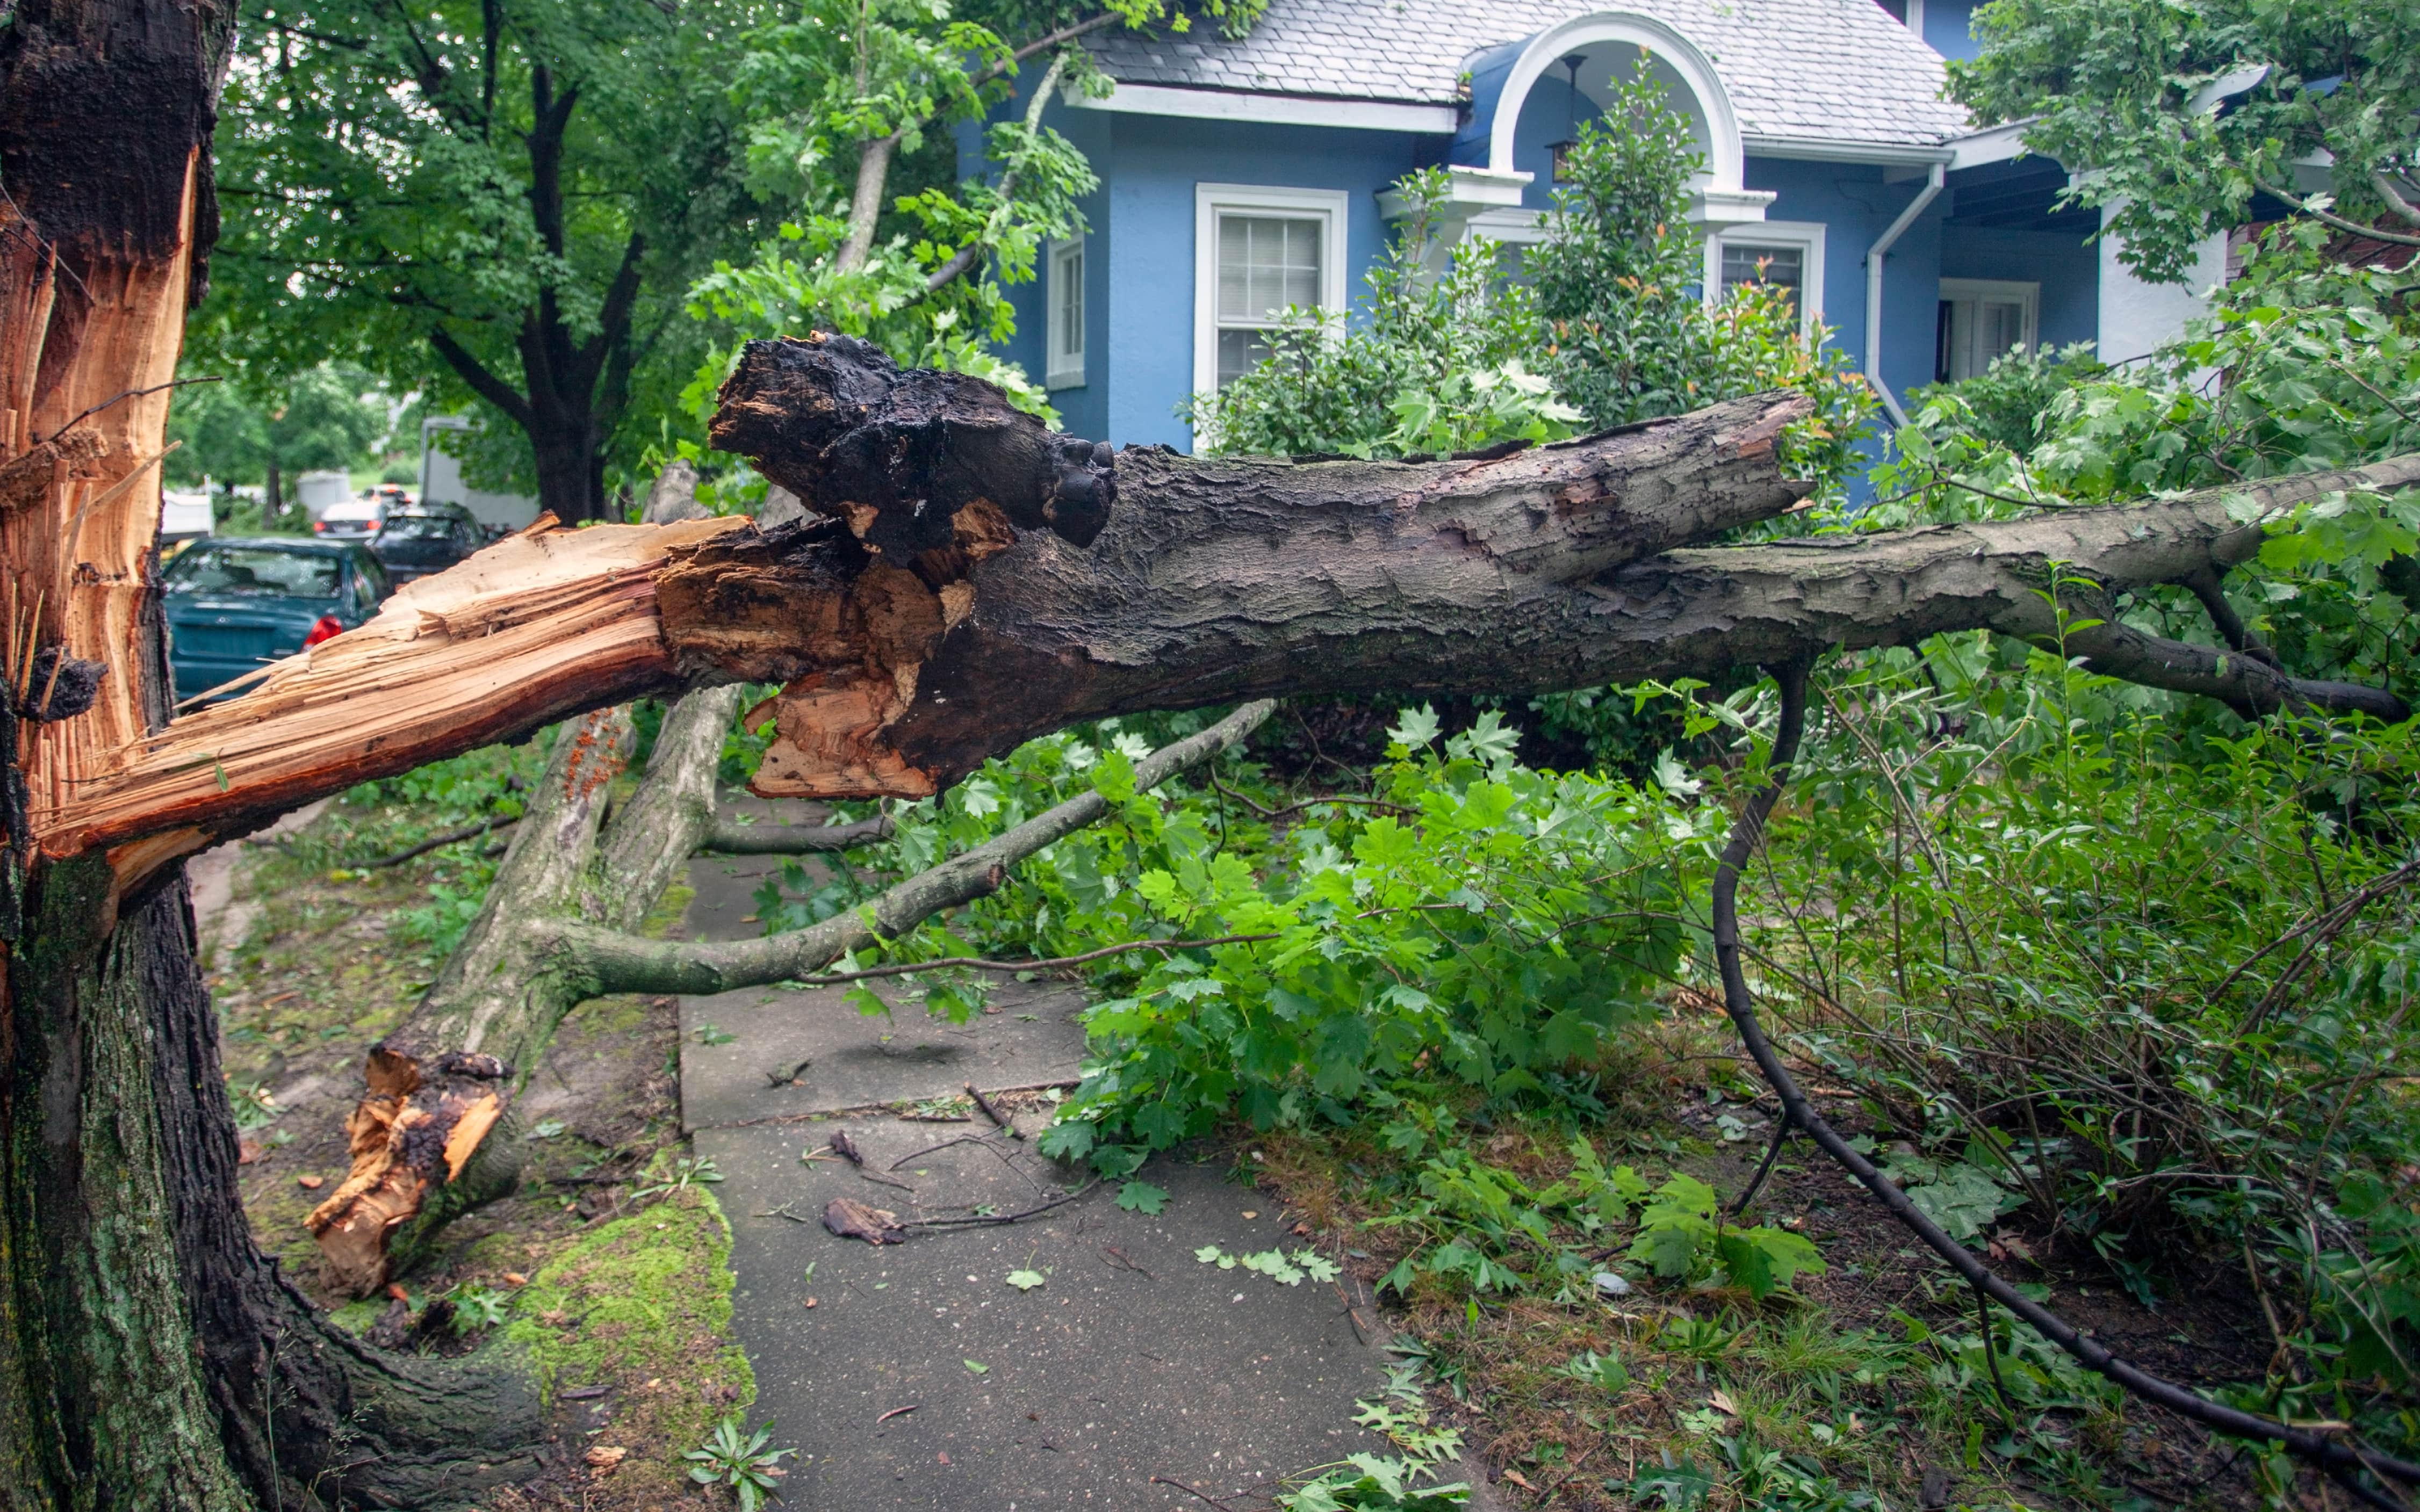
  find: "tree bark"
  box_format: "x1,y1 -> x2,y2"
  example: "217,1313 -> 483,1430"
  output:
307,684 -> 1267,1296
37,336 -> 2416,884
306,685 -> 741,1294
3,5 -> 550,1507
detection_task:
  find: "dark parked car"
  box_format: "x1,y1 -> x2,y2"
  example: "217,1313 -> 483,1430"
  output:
370,504 -> 484,584
162,538 -> 390,704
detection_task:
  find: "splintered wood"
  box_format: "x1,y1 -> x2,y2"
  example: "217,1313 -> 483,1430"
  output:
34,514 -> 741,877
307,1045 -> 509,1296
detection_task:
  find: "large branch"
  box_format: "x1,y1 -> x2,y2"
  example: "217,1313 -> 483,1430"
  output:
556,698 -> 1276,997
36,336 -> 2419,886
308,684 -> 747,1294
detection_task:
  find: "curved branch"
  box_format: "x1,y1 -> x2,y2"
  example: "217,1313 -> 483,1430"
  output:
557,700 -> 1276,996
700,813 -> 893,854
2257,179 -> 2420,248
426,324 -> 535,429
1708,665 -> 2420,1501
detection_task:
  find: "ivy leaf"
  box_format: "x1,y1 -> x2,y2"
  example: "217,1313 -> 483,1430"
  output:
1004,1269 -> 1046,1292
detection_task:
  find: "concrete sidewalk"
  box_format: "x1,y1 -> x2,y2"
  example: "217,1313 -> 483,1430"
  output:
674,799 -> 1500,1509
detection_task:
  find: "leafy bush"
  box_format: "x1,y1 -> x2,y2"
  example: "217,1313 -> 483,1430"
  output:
1182,167 -> 1553,459
1189,68 -> 1872,502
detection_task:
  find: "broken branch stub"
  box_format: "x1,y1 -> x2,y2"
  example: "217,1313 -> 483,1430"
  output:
709,331 -> 1117,552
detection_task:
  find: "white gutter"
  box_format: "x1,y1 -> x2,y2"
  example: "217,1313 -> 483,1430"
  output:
1863,161 -> 1945,428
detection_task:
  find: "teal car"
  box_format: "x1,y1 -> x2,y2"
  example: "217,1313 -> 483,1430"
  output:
162,538 -> 391,704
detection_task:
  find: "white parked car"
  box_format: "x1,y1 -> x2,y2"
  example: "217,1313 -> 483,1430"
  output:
313,495 -> 386,540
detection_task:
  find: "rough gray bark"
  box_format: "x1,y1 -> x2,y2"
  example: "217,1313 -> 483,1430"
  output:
307,684 -> 744,1294
702,813 -> 894,853
559,700 -> 1276,995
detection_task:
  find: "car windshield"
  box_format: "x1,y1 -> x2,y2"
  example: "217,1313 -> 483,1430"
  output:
379,516 -> 457,540
165,547 -> 342,599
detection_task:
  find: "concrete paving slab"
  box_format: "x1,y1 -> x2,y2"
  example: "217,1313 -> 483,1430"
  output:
696,1121 -> 1408,1509
678,981 -> 1092,1132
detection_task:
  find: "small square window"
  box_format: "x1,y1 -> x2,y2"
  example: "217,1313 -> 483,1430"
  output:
1721,242 -> 1804,316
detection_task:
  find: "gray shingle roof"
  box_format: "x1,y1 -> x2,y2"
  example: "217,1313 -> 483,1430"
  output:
1087,0 -> 1975,148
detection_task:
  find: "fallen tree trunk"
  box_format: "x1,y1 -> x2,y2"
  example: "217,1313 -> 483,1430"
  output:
305,668 -> 1271,1295
34,336 -> 2417,888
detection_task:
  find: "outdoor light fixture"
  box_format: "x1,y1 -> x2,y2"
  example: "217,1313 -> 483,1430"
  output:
1548,53 -> 1587,182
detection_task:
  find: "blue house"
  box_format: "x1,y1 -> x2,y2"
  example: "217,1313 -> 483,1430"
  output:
982,0 -> 2228,452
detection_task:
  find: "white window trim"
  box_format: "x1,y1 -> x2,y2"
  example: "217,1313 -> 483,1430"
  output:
1704,219 -> 1827,341
1938,277 -> 2041,377
1046,236 -> 1085,390
1192,183 -> 1352,404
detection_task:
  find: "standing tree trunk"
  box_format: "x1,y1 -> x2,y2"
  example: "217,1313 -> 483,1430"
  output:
263,454 -> 283,526
420,67 -> 645,526
2,5 -> 550,1508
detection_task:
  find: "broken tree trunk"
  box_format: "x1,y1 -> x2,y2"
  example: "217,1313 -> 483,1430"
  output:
307,684 -> 740,1293
305,662 -> 1268,1294
33,334 -> 2417,885
2,3 -> 556,1507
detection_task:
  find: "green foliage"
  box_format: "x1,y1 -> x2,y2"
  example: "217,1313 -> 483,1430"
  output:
445,1284 -> 511,1335
1183,167 -> 1554,459
1625,1174 -> 1825,1300
1526,75 -> 1872,494
1902,341 -> 2107,460
1950,0 -> 2420,282
201,0 -> 766,505
672,0 -> 1270,494
1859,226 -> 2420,716
1189,74 -> 1872,498
164,363 -> 390,495
683,1417 -> 795,1511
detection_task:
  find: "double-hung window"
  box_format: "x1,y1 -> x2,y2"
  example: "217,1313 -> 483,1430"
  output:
1046,236 -> 1085,390
1703,221 -> 1826,340
1193,184 -> 1350,403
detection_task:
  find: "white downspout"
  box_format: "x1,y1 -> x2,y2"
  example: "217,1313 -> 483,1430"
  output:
1863,161 -> 1945,428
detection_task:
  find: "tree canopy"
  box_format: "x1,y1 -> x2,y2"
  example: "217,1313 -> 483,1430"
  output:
1951,0 -> 2420,281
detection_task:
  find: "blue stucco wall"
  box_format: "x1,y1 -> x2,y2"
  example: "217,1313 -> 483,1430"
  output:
1745,156 -> 1947,404
1939,225 -> 2099,356
1066,110 -> 1417,449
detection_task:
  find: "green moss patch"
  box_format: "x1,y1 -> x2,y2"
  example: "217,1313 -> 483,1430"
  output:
500,1182 -> 754,1507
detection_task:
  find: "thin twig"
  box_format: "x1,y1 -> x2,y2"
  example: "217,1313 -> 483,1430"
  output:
362,814 -> 514,869
1149,1475 -> 1243,1512
903,1179 -> 1098,1231
789,933 -> 1280,987
966,1081 -> 1011,1131
33,375 -> 222,446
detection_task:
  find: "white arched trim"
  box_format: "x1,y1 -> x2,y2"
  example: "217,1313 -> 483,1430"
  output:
1485,12 -> 1747,199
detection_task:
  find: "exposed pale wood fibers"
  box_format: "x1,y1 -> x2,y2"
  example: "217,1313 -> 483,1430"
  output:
35,513 -> 743,874
2,155 -> 194,828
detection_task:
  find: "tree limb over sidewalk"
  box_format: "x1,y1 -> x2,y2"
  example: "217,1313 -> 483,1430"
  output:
37,335 -> 2417,893
554,699 -> 1275,997
304,694 -> 1269,1294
